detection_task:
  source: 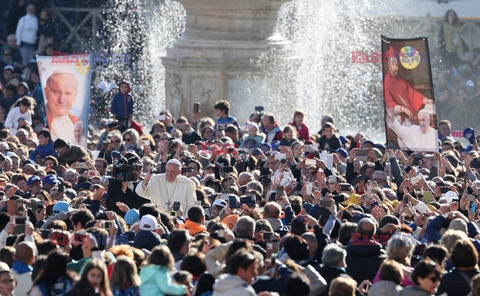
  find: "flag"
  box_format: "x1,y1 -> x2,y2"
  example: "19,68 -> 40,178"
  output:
37,54 -> 92,148
381,36 -> 438,152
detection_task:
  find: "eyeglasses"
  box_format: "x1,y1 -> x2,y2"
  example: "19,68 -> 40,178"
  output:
427,276 -> 440,283
114,140 -> 121,143
123,138 -> 132,142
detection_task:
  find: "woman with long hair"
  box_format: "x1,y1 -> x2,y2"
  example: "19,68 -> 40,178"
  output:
29,249 -> 75,296
66,259 -> 112,296
4,96 -> 35,136
139,245 -> 188,296
110,255 -> 141,296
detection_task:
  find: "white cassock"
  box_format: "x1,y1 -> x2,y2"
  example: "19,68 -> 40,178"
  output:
389,119 -> 438,152
135,173 -> 196,213
51,115 -> 75,143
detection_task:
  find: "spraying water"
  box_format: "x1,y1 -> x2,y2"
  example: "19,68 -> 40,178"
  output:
97,0 -> 469,141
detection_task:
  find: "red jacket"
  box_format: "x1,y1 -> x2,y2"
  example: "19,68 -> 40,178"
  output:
290,122 -> 310,141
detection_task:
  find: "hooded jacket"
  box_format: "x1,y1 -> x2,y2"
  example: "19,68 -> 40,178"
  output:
183,219 -> 207,236
29,140 -> 57,161
111,82 -> 134,118
139,265 -> 186,296
212,274 -> 256,296
344,239 -> 387,283
264,125 -> 283,144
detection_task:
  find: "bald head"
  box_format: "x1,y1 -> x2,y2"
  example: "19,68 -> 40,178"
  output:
264,202 -> 281,219
15,241 -> 37,265
357,218 -> 376,236
238,172 -> 254,186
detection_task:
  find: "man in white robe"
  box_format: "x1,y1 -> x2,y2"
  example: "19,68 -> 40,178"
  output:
388,107 -> 439,152
136,159 -> 196,213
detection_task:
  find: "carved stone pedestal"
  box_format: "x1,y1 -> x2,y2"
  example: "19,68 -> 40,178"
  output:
162,0 -> 292,123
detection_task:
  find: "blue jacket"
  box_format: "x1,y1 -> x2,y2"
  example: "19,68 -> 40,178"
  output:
215,115 -> 239,130
111,92 -> 134,118
139,265 -> 186,296
29,140 -> 58,161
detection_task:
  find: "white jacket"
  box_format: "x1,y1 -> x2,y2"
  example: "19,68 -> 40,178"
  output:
13,270 -> 33,296
4,106 -> 32,135
212,274 -> 257,296
16,14 -> 38,45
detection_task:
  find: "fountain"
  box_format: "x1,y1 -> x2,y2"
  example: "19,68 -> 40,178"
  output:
161,0 -> 294,122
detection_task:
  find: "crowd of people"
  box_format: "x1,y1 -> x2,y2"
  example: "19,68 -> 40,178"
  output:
1,2 -> 480,296
0,94 -> 476,296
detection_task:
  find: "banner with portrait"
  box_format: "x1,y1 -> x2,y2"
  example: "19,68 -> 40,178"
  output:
37,54 -> 92,148
381,36 -> 438,152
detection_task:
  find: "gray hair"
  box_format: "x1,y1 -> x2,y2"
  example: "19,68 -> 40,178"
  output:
234,216 -> 256,237
383,188 -> 397,201
322,243 -> 346,266
246,180 -> 263,194
357,217 -> 377,236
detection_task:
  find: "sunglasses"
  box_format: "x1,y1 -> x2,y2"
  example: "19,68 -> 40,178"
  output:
427,276 -> 440,283
114,139 -> 121,143
123,138 -> 132,142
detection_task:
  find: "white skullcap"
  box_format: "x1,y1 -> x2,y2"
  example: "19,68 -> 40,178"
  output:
167,159 -> 182,167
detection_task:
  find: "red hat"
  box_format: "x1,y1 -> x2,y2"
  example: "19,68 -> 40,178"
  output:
386,46 -> 396,61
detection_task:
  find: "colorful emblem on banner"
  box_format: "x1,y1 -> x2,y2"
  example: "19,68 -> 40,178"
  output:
400,46 -> 421,70
76,57 -> 90,75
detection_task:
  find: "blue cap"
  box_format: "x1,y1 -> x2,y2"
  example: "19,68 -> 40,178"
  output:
124,209 -> 140,226
302,203 -> 314,213
271,141 -> 280,151
74,181 -> 92,191
339,135 -> 347,144
462,145 -> 473,153
361,139 -> 374,147
464,127 -> 475,144
43,174 -> 58,185
335,148 -> 348,158
259,143 -> 271,152
27,175 -> 41,186
52,201 -> 71,214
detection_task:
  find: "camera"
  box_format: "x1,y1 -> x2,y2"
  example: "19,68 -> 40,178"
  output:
239,153 -> 248,161
254,106 -> 264,112
111,151 -> 141,182
173,201 -> 181,211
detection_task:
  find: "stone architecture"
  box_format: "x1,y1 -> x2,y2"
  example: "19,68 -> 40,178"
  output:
162,0 -> 292,122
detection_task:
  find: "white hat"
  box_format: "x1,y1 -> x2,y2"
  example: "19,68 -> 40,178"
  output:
167,159 -> 182,167
0,262 -> 9,271
139,214 -> 158,231
212,199 -> 227,208
442,191 -> 458,204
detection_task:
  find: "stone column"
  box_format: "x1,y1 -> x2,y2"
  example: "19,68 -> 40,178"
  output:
162,0 -> 292,123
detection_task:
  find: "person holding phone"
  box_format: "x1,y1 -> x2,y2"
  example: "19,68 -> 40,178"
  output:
176,116 -> 202,145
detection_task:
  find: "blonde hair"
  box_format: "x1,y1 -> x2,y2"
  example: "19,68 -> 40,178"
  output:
329,276 -> 356,296
440,229 -> 468,253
